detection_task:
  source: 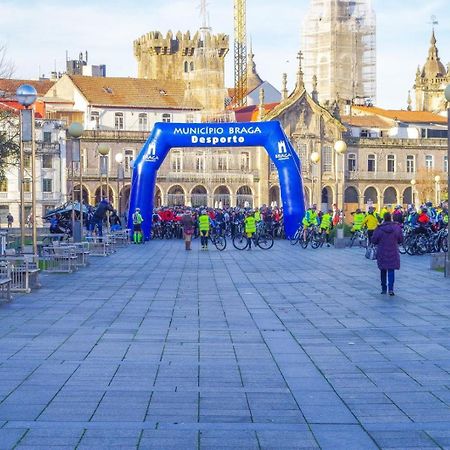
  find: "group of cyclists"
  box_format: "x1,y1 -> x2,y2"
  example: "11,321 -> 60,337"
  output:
299,201 -> 449,252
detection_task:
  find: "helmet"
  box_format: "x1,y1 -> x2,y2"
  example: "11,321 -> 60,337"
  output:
136,207 -> 140,212
356,208 -> 361,213
395,205 -> 402,210
421,207 -> 428,213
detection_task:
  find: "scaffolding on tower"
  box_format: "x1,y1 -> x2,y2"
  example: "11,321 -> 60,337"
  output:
234,0 -> 247,107
301,0 -> 376,106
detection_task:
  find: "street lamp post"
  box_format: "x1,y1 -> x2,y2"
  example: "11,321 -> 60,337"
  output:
444,84 -> 450,276
67,122 -> 84,242
16,84 -> 37,254
97,143 -> 111,231
310,151 -> 320,207
334,140 -> 348,223
434,175 -> 441,206
115,153 -> 124,218
410,179 -> 417,208
97,143 -> 110,201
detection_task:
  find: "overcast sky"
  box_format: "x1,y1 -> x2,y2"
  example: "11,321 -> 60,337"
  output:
0,0 -> 449,109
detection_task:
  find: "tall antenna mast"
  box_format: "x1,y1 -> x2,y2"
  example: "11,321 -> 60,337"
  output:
199,0 -> 211,39
234,0 -> 247,107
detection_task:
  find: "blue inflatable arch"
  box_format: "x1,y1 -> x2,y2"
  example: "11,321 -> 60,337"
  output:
128,121 -> 305,238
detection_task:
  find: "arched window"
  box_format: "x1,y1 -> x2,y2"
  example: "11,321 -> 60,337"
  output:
345,186 -> 359,203
114,112 -> 124,130
184,61 -> 188,73
406,155 -> 415,173
347,153 -> 357,172
367,154 -> 376,172
364,187 -> 378,204
383,187 -> 397,205
190,62 -> 194,71
138,113 -> 148,131
387,155 -> 395,173
240,152 -> 250,171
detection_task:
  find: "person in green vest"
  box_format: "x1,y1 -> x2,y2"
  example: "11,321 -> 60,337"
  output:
198,210 -> 210,250
254,208 -> 262,223
302,204 -> 319,239
351,208 -> 366,234
132,208 -> 144,244
319,209 -> 333,247
244,211 -> 257,250
379,205 -> 389,223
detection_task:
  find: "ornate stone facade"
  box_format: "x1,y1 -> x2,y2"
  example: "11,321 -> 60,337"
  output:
414,30 -> 450,114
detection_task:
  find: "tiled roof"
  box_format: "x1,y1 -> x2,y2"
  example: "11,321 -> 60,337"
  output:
353,106 -> 447,124
234,103 -> 279,122
0,78 -> 55,98
341,114 -> 393,128
68,75 -> 203,110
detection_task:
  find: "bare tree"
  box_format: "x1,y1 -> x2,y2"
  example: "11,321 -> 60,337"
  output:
0,44 -> 19,180
0,44 -> 15,79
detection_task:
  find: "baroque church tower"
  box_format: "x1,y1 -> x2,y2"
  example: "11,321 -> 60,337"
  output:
301,0 -> 376,106
134,30 -> 229,112
414,30 -> 450,114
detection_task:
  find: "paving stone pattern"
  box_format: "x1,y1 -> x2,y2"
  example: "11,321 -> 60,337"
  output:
0,240 -> 450,449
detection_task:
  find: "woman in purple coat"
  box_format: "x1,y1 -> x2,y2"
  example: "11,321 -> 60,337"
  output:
371,212 -> 403,296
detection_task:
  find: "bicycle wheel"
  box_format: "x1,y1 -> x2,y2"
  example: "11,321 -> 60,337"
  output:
257,233 -> 274,250
300,234 -> 309,249
214,235 -> 227,251
289,229 -> 300,245
310,232 -> 322,249
233,233 -> 248,250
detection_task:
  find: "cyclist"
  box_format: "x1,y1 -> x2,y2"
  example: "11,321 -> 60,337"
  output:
351,208 -> 366,235
392,205 -> 404,225
319,209 -> 333,247
132,208 -> 144,244
302,205 -> 319,239
244,211 -> 257,250
198,210 -> 210,250
362,206 -> 379,243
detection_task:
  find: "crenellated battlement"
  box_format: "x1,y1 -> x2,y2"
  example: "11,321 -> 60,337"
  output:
134,30 -> 229,60
133,29 -> 229,111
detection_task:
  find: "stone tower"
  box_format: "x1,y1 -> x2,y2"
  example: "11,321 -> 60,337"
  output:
414,30 -> 450,114
301,0 -> 376,105
134,30 -> 229,112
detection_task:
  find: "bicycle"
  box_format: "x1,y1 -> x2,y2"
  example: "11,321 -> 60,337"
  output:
349,229 -> 368,248
232,227 -> 274,250
289,223 -> 303,245
208,225 -> 227,251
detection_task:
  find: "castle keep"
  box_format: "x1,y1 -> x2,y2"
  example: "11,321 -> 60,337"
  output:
134,31 -> 229,112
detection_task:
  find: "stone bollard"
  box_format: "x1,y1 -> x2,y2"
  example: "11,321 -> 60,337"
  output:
430,253 -> 445,270
334,228 -> 346,249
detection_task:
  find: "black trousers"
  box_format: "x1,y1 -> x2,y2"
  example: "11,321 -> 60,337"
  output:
200,230 -> 208,247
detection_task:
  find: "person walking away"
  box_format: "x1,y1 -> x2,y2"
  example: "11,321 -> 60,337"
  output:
244,211 -> 257,250
371,212 -> 403,296
319,209 -> 333,247
198,210 -> 210,250
181,210 -> 194,251
132,208 -> 144,244
7,213 -> 13,229
362,206 -> 379,243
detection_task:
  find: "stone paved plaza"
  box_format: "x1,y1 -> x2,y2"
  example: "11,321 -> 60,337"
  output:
1,240 -> 450,449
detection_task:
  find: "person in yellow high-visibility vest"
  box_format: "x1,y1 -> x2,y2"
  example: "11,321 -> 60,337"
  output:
198,210 -> 210,250
351,209 -> 366,233
362,206 -> 379,243
244,211 -> 257,250
132,208 -> 144,244
319,209 -> 333,247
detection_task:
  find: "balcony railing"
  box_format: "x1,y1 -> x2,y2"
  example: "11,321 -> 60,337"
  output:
346,170 -> 414,181
161,171 -> 258,184
347,137 -> 448,148
81,130 -> 149,142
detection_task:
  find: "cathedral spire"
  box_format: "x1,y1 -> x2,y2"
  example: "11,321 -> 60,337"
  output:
282,73 -> 288,100
296,50 -> 305,90
407,90 -> 412,111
